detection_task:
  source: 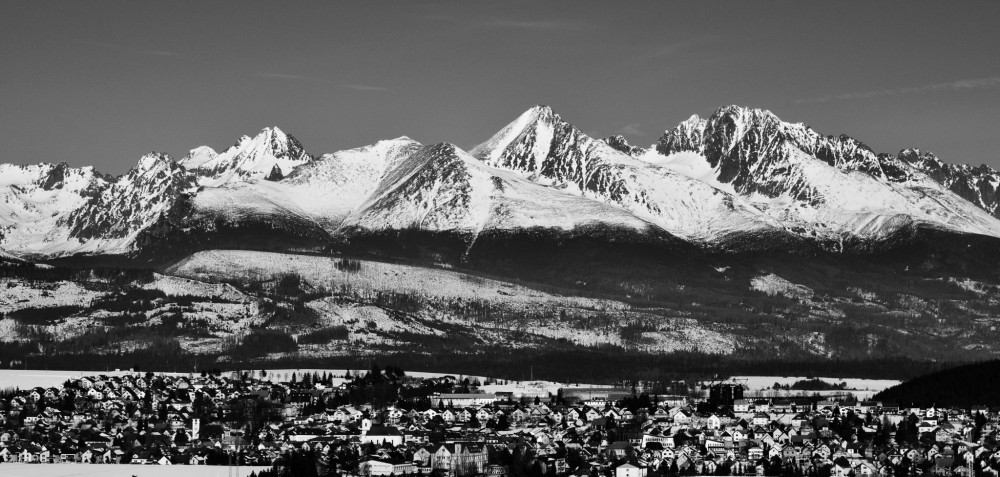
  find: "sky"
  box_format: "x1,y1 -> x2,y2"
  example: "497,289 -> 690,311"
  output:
2,1 -> 999,174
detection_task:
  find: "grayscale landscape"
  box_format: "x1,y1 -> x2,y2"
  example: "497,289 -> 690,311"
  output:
1,2 -> 999,477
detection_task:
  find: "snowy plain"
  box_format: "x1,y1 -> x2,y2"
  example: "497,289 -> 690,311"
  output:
0,370 -> 187,390
732,375 -> 901,400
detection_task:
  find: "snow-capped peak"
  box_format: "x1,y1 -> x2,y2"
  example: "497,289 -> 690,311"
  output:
248,126 -> 293,152
522,104 -> 556,121
469,105 -> 560,165
184,126 -> 313,187
656,114 -> 706,155
656,105 -> 895,191
179,146 -> 218,169
133,152 -> 177,175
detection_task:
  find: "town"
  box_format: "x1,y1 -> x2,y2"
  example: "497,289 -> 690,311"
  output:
0,366 -> 995,477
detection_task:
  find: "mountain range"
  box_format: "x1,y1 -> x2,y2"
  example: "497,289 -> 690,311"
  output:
3,104 -> 1000,268
5,105 -> 1000,371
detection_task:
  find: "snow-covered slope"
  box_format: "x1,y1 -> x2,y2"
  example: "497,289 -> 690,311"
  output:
653,105 -> 1000,246
470,105 -> 782,243
898,148 -> 1000,218
0,155 -> 198,258
270,137 -> 422,230
191,135 -> 656,242
179,145 -> 218,169
181,126 -> 312,186
62,153 -> 197,247
344,141 -> 654,235
0,163 -> 108,257
190,137 -> 421,234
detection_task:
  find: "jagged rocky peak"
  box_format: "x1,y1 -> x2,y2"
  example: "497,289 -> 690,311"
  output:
657,106 -> 786,164
217,126 -> 311,169
603,135 -> 646,157
898,148 -> 997,177
186,126 -> 313,186
132,151 -> 176,173
470,105 -> 561,164
898,148 -> 1000,217
264,164 -> 284,181
655,114 -> 706,155
898,148 -> 939,167
115,153 -> 197,202
521,104 -> 558,124
657,105 -> 896,181
470,104 -> 618,187
0,162 -> 108,194
60,152 -> 197,242
243,126 -> 309,161
698,106 -> 792,183
427,141 -> 459,155
126,152 -> 196,190
38,162 -> 72,190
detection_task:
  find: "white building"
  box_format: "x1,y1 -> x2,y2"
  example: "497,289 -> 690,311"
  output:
431,393 -> 498,407
616,463 -> 648,477
362,459 -> 417,476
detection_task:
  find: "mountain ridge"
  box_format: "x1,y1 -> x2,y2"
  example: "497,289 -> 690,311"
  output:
1,105 -> 999,266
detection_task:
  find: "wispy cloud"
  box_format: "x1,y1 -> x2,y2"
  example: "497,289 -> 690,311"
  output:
420,13 -> 456,21
482,19 -> 582,31
257,72 -> 315,81
615,123 -> 644,137
78,40 -> 181,57
342,84 -> 388,91
256,73 -> 387,92
797,77 -> 1000,104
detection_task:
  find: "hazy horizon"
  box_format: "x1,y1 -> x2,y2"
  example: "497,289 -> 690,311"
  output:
2,1 -> 999,174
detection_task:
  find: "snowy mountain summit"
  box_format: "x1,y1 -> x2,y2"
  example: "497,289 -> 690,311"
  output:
180,126 -> 312,186
2,105 -> 1000,263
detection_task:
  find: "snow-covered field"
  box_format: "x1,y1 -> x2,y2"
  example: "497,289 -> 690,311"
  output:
749,273 -> 814,299
0,279 -> 103,314
732,375 -> 901,400
0,370 -> 188,390
141,274 -> 249,302
163,250 -> 743,354
0,273 -> 263,348
167,250 -> 621,311
0,463 -> 270,477
0,369 -> 610,398
735,375 -> 900,391
258,369 -> 592,392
